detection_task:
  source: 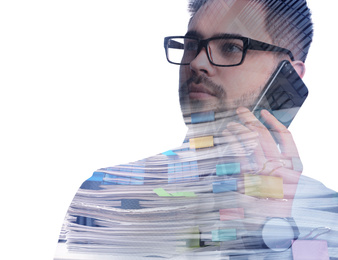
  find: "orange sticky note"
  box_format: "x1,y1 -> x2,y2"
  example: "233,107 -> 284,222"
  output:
189,136 -> 214,149
244,174 -> 283,199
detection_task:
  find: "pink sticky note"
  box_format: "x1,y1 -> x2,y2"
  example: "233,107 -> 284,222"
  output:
219,208 -> 245,221
292,240 -> 329,260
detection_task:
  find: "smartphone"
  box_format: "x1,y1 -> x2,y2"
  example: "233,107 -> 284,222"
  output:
252,60 -> 308,128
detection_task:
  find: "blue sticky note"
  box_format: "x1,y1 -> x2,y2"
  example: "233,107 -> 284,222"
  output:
191,111 -> 215,124
212,229 -> 237,242
182,161 -> 190,171
121,199 -> 141,209
117,176 -> 130,185
132,167 -> 144,174
175,163 -> 183,173
87,172 -> 105,182
131,166 -> 145,185
162,150 -> 178,156
213,180 -> 237,193
103,174 -> 130,185
76,216 -> 96,227
130,176 -> 144,185
216,163 -> 241,176
190,160 -> 198,170
103,174 -> 118,184
167,163 -> 176,183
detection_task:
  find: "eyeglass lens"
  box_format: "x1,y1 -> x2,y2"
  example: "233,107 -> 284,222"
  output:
167,37 -> 245,66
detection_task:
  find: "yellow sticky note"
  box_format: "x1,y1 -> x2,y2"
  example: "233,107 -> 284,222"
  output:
189,136 -> 214,149
186,226 -> 200,248
244,174 -> 283,199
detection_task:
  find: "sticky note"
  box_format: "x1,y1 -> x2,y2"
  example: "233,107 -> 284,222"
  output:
244,174 -> 283,199
219,208 -> 245,221
213,179 -> 237,193
102,174 -> 118,185
162,150 -> 178,156
121,199 -> 141,209
186,226 -> 200,248
168,161 -> 199,183
212,229 -> 237,242
216,163 -> 241,176
129,176 -> 144,185
154,188 -> 196,197
190,160 -> 198,170
191,111 -> 215,124
171,191 -> 196,197
154,188 -> 172,197
87,172 -> 105,182
76,216 -> 96,227
292,240 -> 329,260
189,136 -> 214,149
104,173 -> 144,185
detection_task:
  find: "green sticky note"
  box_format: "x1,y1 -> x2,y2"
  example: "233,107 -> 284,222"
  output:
171,191 -> 196,197
212,229 -> 237,242
171,192 -> 185,197
216,163 -> 240,176
153,188 -> 172,197
182,192 -> 197,197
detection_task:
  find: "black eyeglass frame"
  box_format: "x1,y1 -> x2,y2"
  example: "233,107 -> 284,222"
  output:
164,35 -> 295,67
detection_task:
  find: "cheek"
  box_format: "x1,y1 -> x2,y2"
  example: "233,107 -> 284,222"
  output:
217,68 -> 270,99
217,69 -> 249,95
179,66 -> 191,86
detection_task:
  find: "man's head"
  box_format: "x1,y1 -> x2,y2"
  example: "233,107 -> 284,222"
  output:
175,0 -> 312,115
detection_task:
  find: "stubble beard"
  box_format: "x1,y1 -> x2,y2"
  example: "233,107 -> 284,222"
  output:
179,74 -> 264,117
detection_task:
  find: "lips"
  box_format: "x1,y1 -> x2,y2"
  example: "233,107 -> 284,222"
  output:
188,84 -> 217,100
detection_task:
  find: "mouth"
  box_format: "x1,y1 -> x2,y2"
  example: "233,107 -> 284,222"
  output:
188,84 -> 217,100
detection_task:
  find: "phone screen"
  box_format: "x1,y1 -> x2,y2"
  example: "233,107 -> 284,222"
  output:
252,60 -> 308,128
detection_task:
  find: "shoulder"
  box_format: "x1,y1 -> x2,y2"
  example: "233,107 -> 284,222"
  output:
296,175 -> 337,199
293,175 -> 338,215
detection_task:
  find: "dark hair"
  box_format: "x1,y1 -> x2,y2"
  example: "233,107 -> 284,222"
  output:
188,0 -> 313,62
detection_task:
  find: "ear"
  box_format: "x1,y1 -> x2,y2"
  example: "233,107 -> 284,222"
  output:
291,60 -> 306,79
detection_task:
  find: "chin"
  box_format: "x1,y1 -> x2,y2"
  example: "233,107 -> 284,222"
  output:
180,98 -> 217,115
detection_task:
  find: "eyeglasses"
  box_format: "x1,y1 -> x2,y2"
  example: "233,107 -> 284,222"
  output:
164,34 -> 294,67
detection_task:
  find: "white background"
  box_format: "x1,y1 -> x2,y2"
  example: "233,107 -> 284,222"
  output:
0,1 -> 337,259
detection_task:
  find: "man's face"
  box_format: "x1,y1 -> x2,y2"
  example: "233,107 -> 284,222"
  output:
179,0 -> 279,115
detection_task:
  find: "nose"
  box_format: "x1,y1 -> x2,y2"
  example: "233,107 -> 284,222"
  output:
189,47 -> 216,77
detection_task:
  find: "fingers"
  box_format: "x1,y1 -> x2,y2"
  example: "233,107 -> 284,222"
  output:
226,121 -> 266,169
223,107 -> 303,177
220,107 -> 302,215
260,109 -> 299,158
236,107 -> 281,159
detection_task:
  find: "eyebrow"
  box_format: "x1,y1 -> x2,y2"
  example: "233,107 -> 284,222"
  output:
185,30 -> 203,38
185,31 -> 245,39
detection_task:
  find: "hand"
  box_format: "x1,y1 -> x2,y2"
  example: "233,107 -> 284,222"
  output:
223,107 -> 302,218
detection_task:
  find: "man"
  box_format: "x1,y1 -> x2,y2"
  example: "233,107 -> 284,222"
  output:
54,0 -> 337,259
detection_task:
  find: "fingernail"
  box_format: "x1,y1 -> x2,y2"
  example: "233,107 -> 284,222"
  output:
237,106 -> 249,114
261,109 -> 271,117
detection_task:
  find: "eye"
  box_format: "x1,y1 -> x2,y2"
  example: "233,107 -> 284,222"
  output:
185,40 -> 198,51
221,43 -> 242,53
